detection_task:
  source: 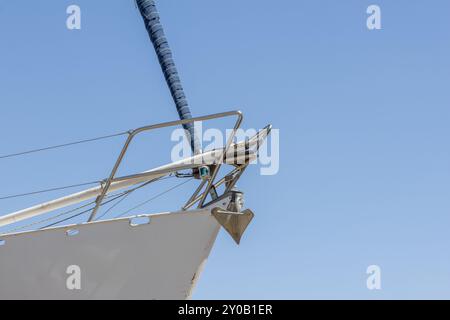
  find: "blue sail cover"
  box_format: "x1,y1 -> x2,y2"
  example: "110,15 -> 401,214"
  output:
136,0 -> 201,154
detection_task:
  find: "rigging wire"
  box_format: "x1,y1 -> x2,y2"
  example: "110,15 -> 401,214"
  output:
41,175 -> 183,228
40,206 -> 96,230
0,180 -> 101,200
0,191 -> 128,235
0,130 -> 130,200
1,175 -> 177,234
38,192 -> 131,230
94,175 -> 175,221
96,192 -> 133,221
0,131 -> 129,160
114,177 -> 194,219
1,201 -> 96,235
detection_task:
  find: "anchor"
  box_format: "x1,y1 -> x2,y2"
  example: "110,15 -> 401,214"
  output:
212,190 -> 254,245
212,208 -> 254,245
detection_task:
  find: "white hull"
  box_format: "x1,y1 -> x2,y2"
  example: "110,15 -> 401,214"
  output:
0,209 -> 221,300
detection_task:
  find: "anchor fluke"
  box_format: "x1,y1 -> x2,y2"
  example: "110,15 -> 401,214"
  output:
212,208 -> 254,245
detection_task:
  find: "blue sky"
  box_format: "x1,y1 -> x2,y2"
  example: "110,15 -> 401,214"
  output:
0,0 -> 449,299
